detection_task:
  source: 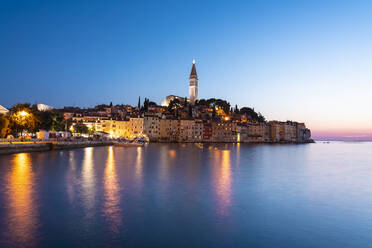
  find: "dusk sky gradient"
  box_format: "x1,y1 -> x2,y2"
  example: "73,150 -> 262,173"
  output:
1,0 -> 372,140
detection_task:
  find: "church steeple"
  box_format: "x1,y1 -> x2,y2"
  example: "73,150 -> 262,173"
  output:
190,59 -> 197,79
189,59 -> 198,105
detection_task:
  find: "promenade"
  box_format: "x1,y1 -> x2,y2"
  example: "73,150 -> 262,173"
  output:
0,139 -> 113,155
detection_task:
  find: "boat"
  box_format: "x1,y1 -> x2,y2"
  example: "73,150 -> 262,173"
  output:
114,142 -> 144,147
114,138 -> 145,147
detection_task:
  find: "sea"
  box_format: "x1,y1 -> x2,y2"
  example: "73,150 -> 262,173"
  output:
0,142 -> 371,247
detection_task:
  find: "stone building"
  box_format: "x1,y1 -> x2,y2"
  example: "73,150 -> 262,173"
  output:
143,115 -> 160,142
129,117 -> 144,138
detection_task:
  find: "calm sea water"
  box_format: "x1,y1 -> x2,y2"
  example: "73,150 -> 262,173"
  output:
0,142 -> 371,247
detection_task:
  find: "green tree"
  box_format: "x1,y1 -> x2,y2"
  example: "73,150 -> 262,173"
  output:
0,115 -> 10,138
188,104 -> 192,117
234,104 -> 239,114
258,113 -> 266,122
37,110 -> 65,131
63,118 -> 73,132
143,98 -> 149,112
8,103 -> 40,136
74,123 -> 88,134
88,126 -> 95,136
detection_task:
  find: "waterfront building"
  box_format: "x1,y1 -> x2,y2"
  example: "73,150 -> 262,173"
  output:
279,122 -> 286,141
268,121 -> 281,142
179,119 -> 196,142
304,129 -> 311,141
286,121 -> 298,142
92,120 -> 130,138
203,123 -> 213,142
0,105 -> 9,115
212,122 -> 233,142
189,60 -> 198,105
129,117 -> 144,138
194,120 -> 204,142
144,115 -> 161,142
296,123 -> 308,142
264,124 -> 271,142
247,123 -> 266,142
37,103 -> 54,111
237,124 -> 249,143
160,118 -> 172,142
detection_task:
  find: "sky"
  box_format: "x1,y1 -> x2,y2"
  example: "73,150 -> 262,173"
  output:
1,0 -> 372,140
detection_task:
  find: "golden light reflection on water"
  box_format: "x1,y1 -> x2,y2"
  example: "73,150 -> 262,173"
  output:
213,150 -> 232,216
103,146 -> 122,232
7,153 -> 38,246
168,149 -> 176,158
135,147 -> 143,184
236,143 -> 240,166
82,147 -> 95,213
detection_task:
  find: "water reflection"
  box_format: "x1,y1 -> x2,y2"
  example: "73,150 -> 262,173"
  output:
66,151 -> 77,204
159,145 -> 170,185
236,143 -> 240,166
212,150 -> 232,216
82,147 -> 95,214
6,153 -> 38,246
103,146 -> 122,232
135,147 -> 143,186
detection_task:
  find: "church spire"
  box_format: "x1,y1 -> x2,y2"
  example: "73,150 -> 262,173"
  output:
189,59 -> 198,105
190,59 -> 197,79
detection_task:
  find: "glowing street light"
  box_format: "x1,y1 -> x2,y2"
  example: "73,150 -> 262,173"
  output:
18,111 -> 28,117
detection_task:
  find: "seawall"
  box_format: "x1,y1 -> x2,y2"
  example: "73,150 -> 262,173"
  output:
0,141 -> 113,155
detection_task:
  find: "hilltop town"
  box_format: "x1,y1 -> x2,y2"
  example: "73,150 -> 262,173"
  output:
0,61 -> 312,143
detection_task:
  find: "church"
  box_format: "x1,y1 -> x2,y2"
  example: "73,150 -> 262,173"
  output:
189,59 -> 198,105
161,60 -> 199,106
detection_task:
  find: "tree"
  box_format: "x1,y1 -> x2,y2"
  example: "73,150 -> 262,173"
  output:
196,98 -> 230,114
234,104 -> 239,114
0,115 -> 10,138
143,98 -> 149,112
74,123 -> 88,134
8,103 -> 40,137
240,107 -> 266,122
109,101 -> 113,107
88,126 -> 95,136
258,113 -> 266,122
63,118 -> 73,132
36,110 -> 65,131
138,96 -> 141,110
168,99 -> 183,115
188,104 -> 192,117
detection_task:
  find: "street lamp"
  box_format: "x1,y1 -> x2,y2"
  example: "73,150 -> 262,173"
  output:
18,111 -> 28,117
15,110 -> 30,138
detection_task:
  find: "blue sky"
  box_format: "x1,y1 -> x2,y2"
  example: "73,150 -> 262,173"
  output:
1,0 -> 372,138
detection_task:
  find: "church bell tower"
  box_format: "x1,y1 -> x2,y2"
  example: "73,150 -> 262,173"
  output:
189,59 -> 198,105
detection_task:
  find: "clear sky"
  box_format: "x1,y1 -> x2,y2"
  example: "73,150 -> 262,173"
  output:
1,0 -> 372,140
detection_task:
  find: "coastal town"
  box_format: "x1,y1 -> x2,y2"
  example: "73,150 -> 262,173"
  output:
0,61 -> 312,145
